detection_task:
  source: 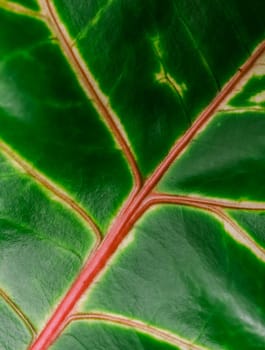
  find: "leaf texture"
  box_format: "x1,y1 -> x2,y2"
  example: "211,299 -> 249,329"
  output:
0,1 -> 264,349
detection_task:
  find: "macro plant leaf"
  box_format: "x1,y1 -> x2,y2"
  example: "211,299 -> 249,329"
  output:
0,0 -> 265,349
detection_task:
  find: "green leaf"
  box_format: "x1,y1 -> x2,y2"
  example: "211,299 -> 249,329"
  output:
0,1 -> 264,349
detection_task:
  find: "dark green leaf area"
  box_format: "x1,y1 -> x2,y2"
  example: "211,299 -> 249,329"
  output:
82,206 -> 265,350
0,153 -> 94,329
0,298 -> 30,350
51,321 -> 179,350
53,0 -> 264,175
8,0 -> 39,10
173,0 -> 264,84
0,8 -> 47,55
229,210 -> 265,249
0,10 -> 132,230
229,76 -> 265,108
159,112 -> 265,201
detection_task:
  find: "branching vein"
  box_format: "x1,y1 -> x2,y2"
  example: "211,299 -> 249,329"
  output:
0,141 -> 102,244
66,312 -> 206,350
148,193 -> 265,262
140,41 -> 265,193
38,0 -> 142,191
151,193 -> 265,211
0,0 -> 43,18
0,288 -> 36,339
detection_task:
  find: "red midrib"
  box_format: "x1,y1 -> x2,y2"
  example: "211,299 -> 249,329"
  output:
28,192 -> 145,349
29,19 -> 265,350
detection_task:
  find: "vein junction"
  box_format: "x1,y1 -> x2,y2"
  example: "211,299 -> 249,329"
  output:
29,36 -> 265,350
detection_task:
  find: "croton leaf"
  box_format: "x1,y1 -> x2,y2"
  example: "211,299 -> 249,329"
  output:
0,0 -> 264,349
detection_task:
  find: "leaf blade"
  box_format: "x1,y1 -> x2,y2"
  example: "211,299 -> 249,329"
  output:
0,1 -> 265,349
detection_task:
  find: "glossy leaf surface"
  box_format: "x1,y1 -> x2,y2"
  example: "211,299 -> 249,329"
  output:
0,1 -> 264,349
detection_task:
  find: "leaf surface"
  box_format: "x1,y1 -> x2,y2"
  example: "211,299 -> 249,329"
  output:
0,1 -> 264,349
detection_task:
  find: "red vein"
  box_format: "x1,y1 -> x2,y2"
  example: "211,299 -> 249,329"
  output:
217,210 -> 265,261
0,0 -> 43,18
151,193 -> 265,211
30,40 -> 265,350
0,141 -> 102,244
29,203 -> 145,349
140,40 -> 265,194
66,312 -> 205,350
148,193 -> 265,262
0,288 -> 36,339
38,0 -> 141,192
219,107 -> 265,113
